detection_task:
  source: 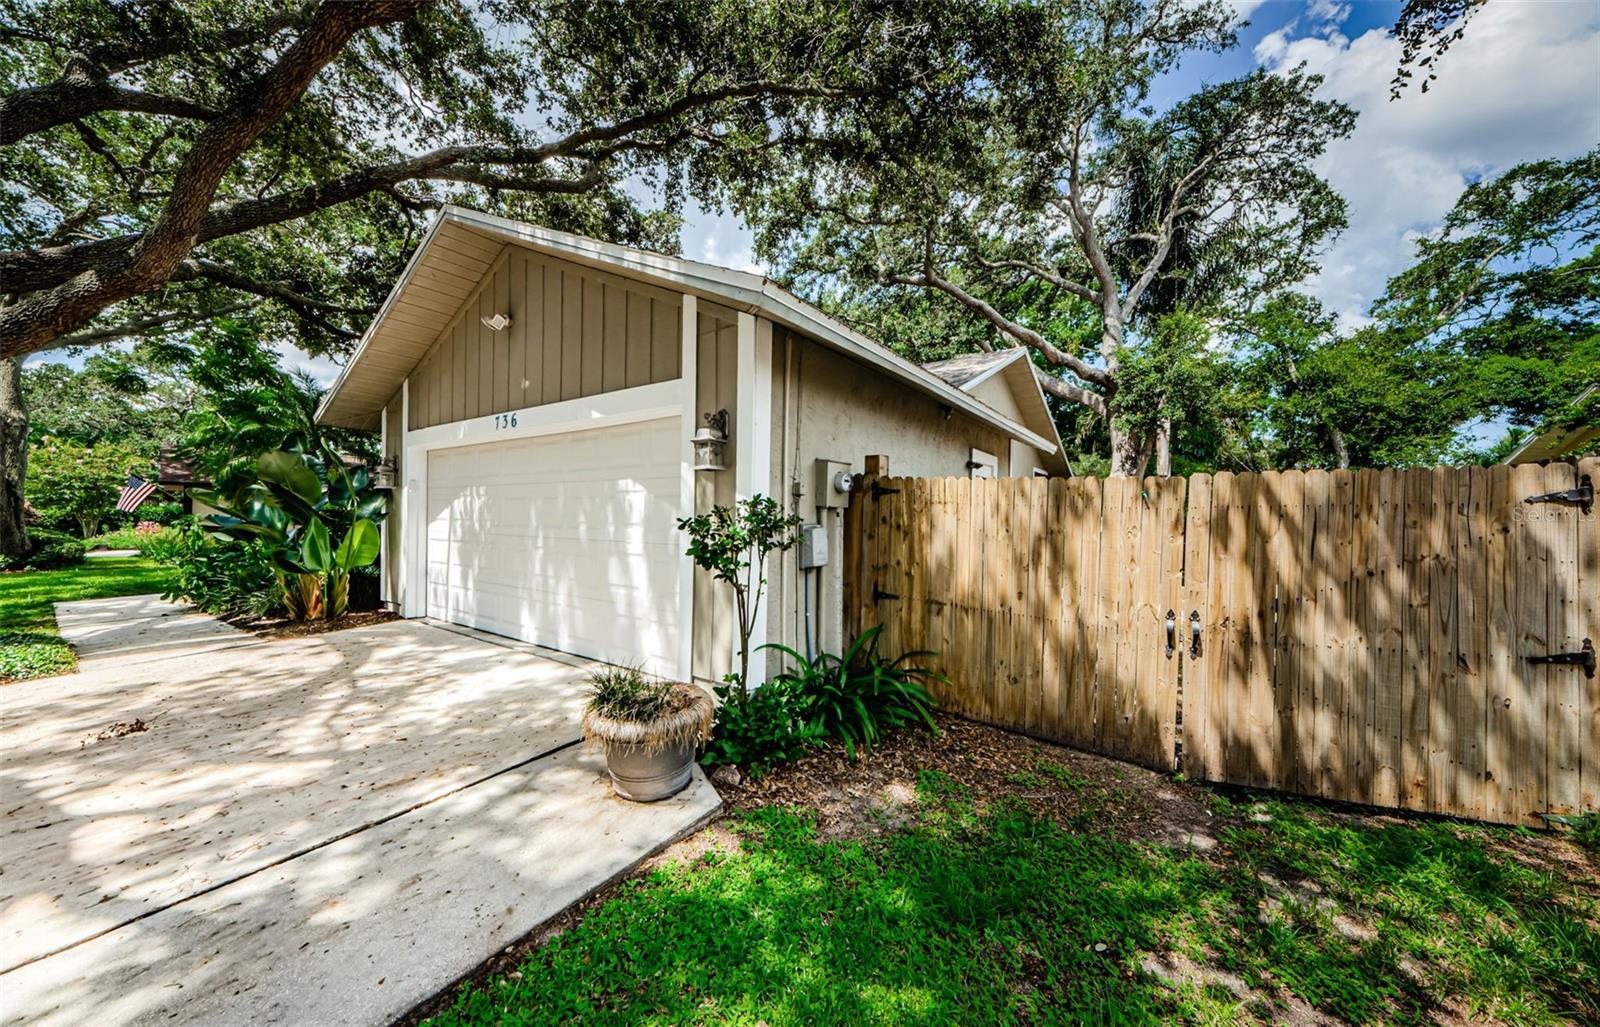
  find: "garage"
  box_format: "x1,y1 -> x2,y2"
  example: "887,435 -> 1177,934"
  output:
424,415 -> 683,674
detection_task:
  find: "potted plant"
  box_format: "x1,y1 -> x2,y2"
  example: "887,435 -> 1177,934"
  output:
582,666 -> 714,801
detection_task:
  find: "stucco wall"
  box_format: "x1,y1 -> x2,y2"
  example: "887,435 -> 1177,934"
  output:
762,327 -> 1016,674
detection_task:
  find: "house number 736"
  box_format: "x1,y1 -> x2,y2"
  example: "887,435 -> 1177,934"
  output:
494,412 -> 518,429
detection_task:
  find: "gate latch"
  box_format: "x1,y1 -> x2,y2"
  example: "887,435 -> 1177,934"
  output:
1524,473 -> 1593,515
873,588 -> 901,602
1528,638 -> 1596,679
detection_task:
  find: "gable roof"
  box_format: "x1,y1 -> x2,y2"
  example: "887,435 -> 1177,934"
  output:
922,348 -> 1021,391
315,206 -> 1063,462
1504,384 -> 1599,465
925,348 -> 1072,475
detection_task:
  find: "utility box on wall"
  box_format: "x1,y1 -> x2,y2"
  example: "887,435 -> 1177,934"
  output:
813,458 -> 852,509
798,522 -> 829,569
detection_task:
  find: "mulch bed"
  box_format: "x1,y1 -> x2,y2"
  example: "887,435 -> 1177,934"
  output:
719,712 -> 1228,851
224,608 -> 399,639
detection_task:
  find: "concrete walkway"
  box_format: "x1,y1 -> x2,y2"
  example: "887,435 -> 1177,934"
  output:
1,597 -> 720,1027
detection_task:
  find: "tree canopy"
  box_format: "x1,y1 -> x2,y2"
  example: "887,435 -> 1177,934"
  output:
1,0 -> 951,361
739,0 -> 1356,475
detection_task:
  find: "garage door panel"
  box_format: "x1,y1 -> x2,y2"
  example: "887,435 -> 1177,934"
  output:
425,416 -> 682,674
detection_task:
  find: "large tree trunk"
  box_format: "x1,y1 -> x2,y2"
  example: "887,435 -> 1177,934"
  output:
1154,418 -> 1172,477
0,356 -> 28,559
1109,423 -> 1147,478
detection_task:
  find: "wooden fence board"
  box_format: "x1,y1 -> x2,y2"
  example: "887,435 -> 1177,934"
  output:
1579,458 -> 1600,816
1181,473 -> 1215,780
841,462 -> 1594,825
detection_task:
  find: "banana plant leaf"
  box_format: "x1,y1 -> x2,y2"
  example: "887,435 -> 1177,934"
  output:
333,518 -> 380,571
299,517 -> 333,573
257,451 -> 323,507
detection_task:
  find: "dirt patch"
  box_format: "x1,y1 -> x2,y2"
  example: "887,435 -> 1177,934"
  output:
719,712 -> 1227,850
225,608 -> 398,639
82,718 -> 148,747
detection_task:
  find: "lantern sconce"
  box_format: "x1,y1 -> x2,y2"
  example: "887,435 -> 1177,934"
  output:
373,455 -> 399,490
692,409 -> 729,471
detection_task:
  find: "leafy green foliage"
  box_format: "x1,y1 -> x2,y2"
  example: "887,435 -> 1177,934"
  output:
699,675 -> 826,778
0,526 -> 84,572
193,444 -> 386,620
84,522 -> 182,555
763,627 -> 939,759
678,495 -> 802,700
21,344 -> 195,457
178,322 -> 377,497
743,1 -> 1355,474
585,665 -> 676,724
1,0 -> 961,363
422,783 -> 1597,1026
0,556 -> 171,681
1227,151 -> 1600,469
701,629 -> 939,773
24,437 -> 147,537
155,522 -> 282,618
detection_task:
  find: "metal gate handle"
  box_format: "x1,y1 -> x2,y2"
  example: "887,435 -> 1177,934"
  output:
1165,610 -> 1176,658
1189,610 -> 1202,659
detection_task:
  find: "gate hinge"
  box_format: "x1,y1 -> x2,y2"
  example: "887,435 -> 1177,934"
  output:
1524,473 -> 1592,514
869,480 -> 901,498
1527,638 -> 1596,679
873,589 -> 901,602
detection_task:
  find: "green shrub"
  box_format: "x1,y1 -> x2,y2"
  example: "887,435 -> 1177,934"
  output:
0,528 -> 86,572
84,521 -> 184,556
700,674 -> 827,777
156,522 -> 282,617
766,626 -> 941,758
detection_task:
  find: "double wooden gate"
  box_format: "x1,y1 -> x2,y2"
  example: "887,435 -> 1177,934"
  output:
844,460 -> 1598,826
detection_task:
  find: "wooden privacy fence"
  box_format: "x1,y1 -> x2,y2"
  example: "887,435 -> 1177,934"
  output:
844,459 -> 1599,826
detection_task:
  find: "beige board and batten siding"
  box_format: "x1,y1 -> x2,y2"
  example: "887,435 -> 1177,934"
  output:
406,244 -> 682,431
764,327 -> 1018,674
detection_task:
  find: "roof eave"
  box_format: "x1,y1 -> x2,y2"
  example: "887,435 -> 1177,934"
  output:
318,205 -> 1062,456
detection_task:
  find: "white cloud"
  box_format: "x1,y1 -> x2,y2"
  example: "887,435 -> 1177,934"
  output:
678,198 -> 768,276
1305,0 -> 1350,27
276,342 -> 344,390
1222,0 -> 1272,25
1256,0 -> 1600,320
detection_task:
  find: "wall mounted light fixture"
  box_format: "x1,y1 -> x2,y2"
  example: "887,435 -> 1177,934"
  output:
480,312 -> 512,332
692,409 -> 729,471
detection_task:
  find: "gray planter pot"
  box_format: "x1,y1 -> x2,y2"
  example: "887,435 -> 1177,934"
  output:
582,683 -> 714,803
601,738 -> 697,802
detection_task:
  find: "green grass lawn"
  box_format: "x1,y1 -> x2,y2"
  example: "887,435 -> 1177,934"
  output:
0,556 -> 172,682
421,766 -> 1599,1027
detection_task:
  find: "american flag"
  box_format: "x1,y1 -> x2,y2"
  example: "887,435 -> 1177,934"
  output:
115,475 -> 159,513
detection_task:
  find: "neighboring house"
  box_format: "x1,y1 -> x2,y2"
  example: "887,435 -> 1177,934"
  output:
152,449 -> 219,517
315,205 -> 1068,686
1504,384 -> 1599,465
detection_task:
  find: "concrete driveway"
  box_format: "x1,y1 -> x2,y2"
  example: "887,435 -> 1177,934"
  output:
0,596 -> 719,1027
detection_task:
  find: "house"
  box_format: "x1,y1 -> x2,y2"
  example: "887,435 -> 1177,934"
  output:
315,205 -> 1068,686
1504,383 -> 1599,465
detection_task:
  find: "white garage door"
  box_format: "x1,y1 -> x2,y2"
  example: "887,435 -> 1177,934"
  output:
425,416 -> 682,675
